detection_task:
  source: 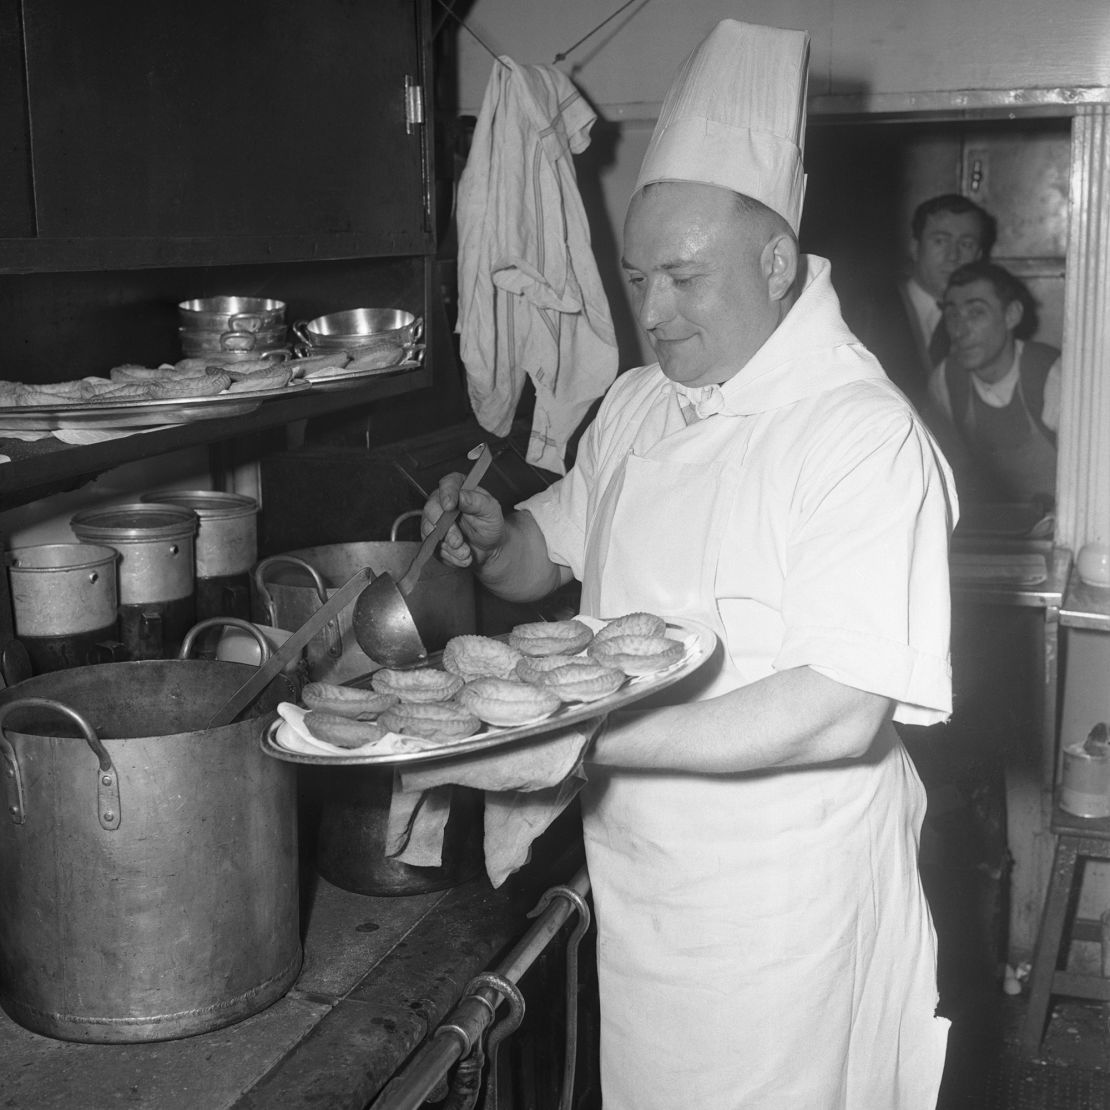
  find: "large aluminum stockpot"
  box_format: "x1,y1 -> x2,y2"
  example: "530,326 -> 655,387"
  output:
0,650 -> 301,1044
252,512 -> 475,681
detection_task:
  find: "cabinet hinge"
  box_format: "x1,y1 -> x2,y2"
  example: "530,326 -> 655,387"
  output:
405,75 -> 425,135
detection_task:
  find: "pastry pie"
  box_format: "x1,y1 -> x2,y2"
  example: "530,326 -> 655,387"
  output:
535,660 -> 626,703
458,677 -> 562,726
371,667 -> 464,703
588,634 -> 684,676
304,710 -> 388,749
442,635 -> 523,681
592,611 -> 667,644
380,701 -> 482,741
301,681 -> 398,719
515,653 -> 582,685
508,619 -> 594,657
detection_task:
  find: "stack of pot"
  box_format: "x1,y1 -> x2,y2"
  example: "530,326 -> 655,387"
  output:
178,296 -> 289,361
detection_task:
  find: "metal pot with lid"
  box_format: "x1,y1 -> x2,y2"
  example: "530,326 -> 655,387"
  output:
0,626 -> 300,1043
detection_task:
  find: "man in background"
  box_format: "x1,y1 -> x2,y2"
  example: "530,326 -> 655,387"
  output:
926,259 -> 1060,507
852,193 -> 996,410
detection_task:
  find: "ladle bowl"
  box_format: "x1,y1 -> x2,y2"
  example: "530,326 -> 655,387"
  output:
351,443 -> 493,668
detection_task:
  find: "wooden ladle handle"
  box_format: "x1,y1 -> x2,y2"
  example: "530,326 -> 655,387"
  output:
398,443 -> 493,595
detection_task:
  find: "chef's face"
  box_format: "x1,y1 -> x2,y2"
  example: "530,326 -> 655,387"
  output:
622,182 -> 790,387
910,211 -> 985,299
943,278 -> 1021,382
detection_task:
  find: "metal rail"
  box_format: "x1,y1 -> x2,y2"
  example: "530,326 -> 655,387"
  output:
370,865 -> 591,1110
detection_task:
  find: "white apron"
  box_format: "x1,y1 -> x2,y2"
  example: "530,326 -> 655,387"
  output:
577,412 -> 950,1109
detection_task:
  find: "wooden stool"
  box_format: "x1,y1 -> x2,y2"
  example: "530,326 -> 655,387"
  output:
1020,804 -> 1110,1054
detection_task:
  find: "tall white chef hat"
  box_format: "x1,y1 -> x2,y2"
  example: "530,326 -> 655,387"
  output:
634,19 -> 810,233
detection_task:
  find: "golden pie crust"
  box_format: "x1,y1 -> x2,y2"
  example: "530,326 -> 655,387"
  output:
508,619 -> 594,657
443,635 -> 524,681
380,701 -> 482,740
592,611 -> 667,644
301,681 -> 398,719
588,634 -> 684,676
304,710 -> 388,749
458,677 -> 562,727
371,667 -> 464,703
536,660 -> 626,703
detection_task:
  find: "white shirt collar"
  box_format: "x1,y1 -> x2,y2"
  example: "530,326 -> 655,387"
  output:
970,341 -> 1023,408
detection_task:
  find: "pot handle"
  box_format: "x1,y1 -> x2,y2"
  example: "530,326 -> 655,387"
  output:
179,617 -> 271,663
291,320 -> 312,348
390,510 -> 423,542
0,697 -> 120,831
253,555 -> 343,659
254,550 -> 339,652
226,312 -> 263,334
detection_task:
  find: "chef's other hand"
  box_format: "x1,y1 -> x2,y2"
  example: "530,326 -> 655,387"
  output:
424,472 -> 506,568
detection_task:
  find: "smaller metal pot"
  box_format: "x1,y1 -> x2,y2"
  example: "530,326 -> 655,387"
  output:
291,308 -> 422,354
6,543 -> 124,673
70,502 -> 198,659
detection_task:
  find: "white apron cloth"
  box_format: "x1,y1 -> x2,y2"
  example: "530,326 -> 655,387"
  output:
524,257 -> 954,1109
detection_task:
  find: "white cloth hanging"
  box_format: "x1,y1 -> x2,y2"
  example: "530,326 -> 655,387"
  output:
456,59 -> 618,475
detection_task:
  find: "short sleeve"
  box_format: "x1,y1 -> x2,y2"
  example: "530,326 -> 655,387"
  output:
774,407 -> 958,725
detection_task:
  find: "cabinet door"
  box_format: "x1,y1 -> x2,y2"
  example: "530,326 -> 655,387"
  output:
0,0 -> 33,238
23,0 -> 426,251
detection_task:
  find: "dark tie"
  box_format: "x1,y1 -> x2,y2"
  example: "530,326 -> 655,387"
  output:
928,312 -> 949,367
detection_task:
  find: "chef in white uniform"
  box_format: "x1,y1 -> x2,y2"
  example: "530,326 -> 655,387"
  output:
425,19 -> 957,1109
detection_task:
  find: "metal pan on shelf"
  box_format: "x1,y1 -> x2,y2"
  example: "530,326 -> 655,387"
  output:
0,380 -> 311,431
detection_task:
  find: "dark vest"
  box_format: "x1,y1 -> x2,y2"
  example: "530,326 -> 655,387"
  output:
943,341 -> 1059,447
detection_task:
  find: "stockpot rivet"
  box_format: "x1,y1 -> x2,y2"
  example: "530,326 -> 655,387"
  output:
169,545 -> 179,556
89,572 -> 99,584
102,811 -> 116,822
101,774 -> 113,786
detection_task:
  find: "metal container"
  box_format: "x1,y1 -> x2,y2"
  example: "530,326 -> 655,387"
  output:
309,767 -> 484,897
291,308 -> 423,360
0,652 -> 301,1043
141,490 -> 258,621
252,513 -> 475,682
177,296 -> 286,333
71,503 -> 198,659
6,543 -> 123,673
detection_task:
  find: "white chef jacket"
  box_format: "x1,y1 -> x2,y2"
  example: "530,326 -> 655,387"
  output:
520,256 -> 957,1109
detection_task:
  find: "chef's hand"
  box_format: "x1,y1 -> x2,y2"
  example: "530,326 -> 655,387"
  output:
424,472 -> 506,569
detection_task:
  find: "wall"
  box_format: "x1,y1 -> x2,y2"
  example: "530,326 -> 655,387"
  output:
455,0 -> 1110,114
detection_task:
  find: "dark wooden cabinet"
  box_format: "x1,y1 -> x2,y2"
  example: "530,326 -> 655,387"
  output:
0,0 -> 463,512
6,0 -> 430,269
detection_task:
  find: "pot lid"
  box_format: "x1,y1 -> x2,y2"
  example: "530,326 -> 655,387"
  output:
71,502 -> 198,542
140,490 -> 258,521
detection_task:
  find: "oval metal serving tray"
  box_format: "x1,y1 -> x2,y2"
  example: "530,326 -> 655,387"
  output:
261,617 -> 717,767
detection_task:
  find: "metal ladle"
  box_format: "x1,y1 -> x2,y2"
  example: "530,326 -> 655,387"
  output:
351,443 -> 494,668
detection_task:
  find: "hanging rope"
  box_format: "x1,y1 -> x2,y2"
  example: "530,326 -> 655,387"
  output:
553,0 -> 642,63
435,0 -> 643,68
